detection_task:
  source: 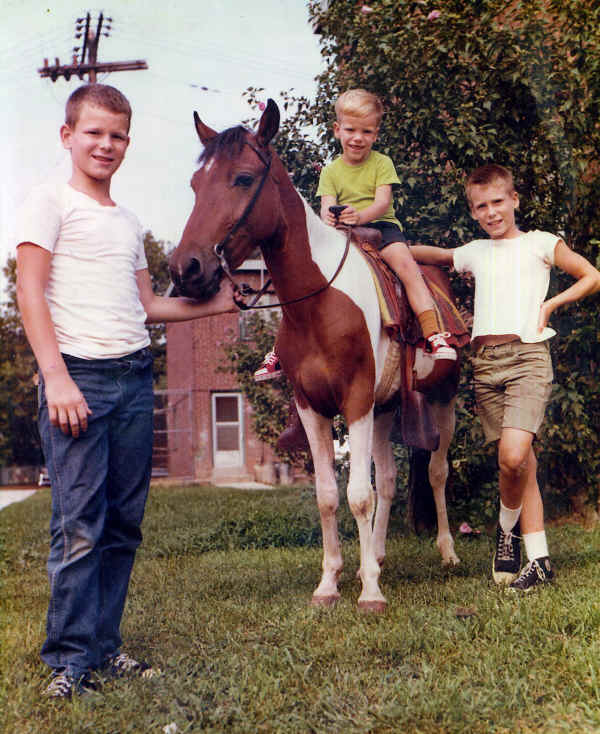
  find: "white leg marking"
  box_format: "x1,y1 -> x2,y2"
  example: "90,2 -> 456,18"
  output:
347,412 -> 386,610
296,405 -> 342,606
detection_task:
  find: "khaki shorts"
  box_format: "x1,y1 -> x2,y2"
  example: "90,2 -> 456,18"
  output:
472,341 -> 553,443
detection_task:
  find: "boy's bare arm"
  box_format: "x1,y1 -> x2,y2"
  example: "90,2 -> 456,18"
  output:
409,244 -> 455,266
335,185 -> 392,227
16,244 -> 91,438
538,239 -> 600,331
137,269 -> 238,324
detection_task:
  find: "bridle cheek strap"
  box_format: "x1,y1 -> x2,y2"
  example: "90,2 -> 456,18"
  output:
213,142 -> 272,271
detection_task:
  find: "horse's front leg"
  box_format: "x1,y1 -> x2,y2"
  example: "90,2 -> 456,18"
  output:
371,410 -> 397,568
429,398 -> 460,566
347,411 -> 386,612
297,404 -> 342,607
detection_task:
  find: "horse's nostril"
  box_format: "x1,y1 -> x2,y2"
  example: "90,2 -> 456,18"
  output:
183,257 -> 202,281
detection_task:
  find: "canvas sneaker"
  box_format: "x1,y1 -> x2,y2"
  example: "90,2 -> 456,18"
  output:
42,671 -> 96,699
104,651 -> 162,679
492,521 -> 521,585
426,332 -> 457,361
508,556 -> 554,592
253,349 -> 282,381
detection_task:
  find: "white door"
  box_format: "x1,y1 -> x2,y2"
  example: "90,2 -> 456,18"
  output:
212,393 -> 244,468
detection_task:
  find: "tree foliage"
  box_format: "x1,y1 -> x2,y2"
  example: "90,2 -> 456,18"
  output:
0,258 -> 41,466
143,231 -> 172,388
238,0 -> 600,518
220,311 -> 313,471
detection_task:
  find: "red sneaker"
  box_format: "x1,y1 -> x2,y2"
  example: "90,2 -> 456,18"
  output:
254,350 -> 282,381
426,332 -> 457,361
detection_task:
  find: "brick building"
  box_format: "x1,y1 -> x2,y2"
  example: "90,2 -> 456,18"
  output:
165,258 -> 286,484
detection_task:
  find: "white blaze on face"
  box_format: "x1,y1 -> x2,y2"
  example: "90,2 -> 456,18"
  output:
201,157 -> 215,173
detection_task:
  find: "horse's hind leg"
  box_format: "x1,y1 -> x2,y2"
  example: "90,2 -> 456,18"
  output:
372,410 -> 396,568
429,397 -> 460,566
297,406 -> 343,607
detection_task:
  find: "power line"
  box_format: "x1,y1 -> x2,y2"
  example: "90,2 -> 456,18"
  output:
38,11 -> 148,84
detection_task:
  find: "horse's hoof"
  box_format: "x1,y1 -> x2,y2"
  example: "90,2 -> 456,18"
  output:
442,556 -> 460,568
441,555 -> 460,567
311,594 -> 340,608
357,600 -> 387,614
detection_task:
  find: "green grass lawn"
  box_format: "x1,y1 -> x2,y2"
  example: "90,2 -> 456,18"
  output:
1,483 -> 599,733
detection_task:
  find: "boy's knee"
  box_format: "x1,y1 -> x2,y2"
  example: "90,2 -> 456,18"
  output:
383,244 -> 416,274
498,448 -> 530,481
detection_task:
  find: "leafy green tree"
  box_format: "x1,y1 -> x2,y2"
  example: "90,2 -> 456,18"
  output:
221,311 -> 312,470
143,231 -> 172,389
0,258 -> 41,466
238,0 -> 600,518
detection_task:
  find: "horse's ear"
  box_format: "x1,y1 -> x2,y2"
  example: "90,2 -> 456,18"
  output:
193,111 -> 217,144
256,99 -> 280,148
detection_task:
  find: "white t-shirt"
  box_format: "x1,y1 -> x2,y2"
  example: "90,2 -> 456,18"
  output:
453,230 -> 559,343
15,182 -> 150,359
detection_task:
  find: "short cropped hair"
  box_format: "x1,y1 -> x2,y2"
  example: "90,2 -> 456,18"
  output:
65,84 -> 132,130
335,89 -> 384,126
465,164 -> 515,204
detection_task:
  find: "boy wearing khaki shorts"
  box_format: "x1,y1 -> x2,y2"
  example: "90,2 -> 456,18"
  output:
411,163 -> 600,591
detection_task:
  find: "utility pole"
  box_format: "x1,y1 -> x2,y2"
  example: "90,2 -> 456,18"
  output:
38,12 -> 148,84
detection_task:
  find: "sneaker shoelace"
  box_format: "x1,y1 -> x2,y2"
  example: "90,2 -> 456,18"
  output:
44,672 -> 87,697
112,652 -> 141,672
428,332 -> 451,348
111,652 -> 161,679
44,674 -> 72,697
521,559 -> 545,582
497,528 -> 518,561
261,351 -> 279,368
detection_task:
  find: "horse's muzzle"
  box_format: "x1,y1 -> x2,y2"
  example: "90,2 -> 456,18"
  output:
168,255 -> 222,301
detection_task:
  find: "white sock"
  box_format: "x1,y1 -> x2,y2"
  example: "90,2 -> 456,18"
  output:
499,501 -> 522,533
523,530 -> 549,562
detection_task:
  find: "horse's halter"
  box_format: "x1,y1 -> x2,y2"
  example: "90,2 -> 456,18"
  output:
213,140 -> 351,311
213,140 -> 272,278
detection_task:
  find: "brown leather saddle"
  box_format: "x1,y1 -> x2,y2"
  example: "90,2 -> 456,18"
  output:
352,227 -> 470,450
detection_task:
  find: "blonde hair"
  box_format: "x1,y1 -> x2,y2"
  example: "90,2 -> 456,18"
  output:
465,163 -> 515,204
65,84 -> 132,130
334,89 -> 383,126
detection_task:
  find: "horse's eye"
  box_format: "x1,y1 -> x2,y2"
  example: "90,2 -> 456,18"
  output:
234,174 -> 254,188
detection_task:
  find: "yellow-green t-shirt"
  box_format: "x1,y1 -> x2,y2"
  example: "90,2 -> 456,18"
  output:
316,150 -> 401,226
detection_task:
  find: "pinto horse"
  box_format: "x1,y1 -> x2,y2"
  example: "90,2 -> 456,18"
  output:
169,100 -> 460,612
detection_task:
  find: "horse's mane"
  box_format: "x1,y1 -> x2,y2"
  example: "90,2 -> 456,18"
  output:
198,125 -> 249,164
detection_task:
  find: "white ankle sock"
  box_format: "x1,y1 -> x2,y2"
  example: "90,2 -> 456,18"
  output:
499,501 -> 522,533
523,530 -> 549,562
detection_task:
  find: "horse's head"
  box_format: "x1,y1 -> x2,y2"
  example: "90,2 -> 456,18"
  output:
169,99 -> 281,301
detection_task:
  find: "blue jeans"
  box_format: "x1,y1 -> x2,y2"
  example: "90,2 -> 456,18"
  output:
38,348 -> 153,677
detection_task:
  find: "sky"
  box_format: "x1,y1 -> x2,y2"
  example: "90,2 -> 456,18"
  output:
0,0 -> 323,273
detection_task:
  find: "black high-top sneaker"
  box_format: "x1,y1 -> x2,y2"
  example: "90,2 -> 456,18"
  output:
492,521 -> 521,585
509,556 -> 554,592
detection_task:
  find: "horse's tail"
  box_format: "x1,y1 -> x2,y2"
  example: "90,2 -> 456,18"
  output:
407,448 -> 437,533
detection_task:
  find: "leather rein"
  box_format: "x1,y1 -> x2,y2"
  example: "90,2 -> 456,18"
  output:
213,141 -> 351,311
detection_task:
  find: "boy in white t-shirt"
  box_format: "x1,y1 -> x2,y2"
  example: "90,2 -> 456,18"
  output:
15,84 -> 237,698
411,163 -> 600,591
